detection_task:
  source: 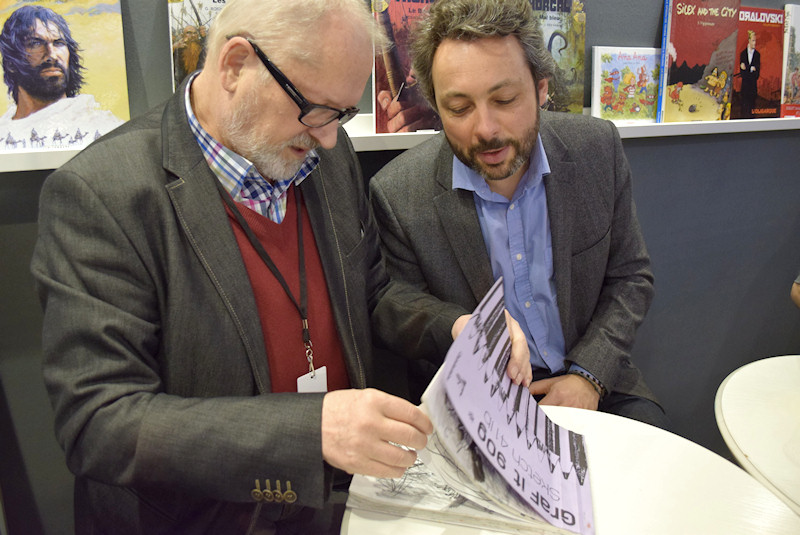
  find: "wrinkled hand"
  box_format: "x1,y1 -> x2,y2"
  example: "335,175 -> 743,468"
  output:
529,374 -> 599,410
451,310 -> 532,388
321,388 -> 433,478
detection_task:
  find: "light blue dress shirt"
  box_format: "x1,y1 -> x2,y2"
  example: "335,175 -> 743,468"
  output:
452,135 -> 567,374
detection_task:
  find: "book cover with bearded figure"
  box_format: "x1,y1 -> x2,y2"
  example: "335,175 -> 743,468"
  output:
0,0 -> 129,153
168,0 -> 225,90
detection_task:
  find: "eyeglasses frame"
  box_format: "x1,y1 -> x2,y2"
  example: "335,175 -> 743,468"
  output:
240,37 -> 360,128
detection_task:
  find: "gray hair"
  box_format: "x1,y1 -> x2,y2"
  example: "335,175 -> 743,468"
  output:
206,0 -> 386,71
411,0 -> 556,109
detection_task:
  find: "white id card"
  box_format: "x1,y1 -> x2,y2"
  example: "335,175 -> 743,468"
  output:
297,365 -> 328,393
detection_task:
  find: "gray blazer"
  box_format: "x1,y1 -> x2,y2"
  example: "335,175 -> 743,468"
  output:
370,111 -> 658,403
31,85 -> 401,533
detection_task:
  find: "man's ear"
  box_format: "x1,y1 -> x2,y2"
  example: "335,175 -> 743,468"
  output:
536,78 -> 549,108
218,37 -> 251,92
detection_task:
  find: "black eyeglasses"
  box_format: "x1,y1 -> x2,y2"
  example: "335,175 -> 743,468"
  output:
242,37 -> 359,128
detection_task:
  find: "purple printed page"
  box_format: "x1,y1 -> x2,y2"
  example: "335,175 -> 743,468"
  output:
432,278 -> 595,534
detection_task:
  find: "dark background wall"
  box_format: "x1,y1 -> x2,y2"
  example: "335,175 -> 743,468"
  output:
1,1 -> 798,534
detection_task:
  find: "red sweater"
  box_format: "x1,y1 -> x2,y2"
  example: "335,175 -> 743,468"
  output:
225,185 -> 350,393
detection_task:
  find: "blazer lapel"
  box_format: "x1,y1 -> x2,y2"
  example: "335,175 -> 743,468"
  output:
431,140 -> 494,304
160,90 -> 271,393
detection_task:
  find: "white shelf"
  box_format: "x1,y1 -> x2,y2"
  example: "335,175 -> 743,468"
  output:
1,114 -> 798,172
346,113 -> 800,151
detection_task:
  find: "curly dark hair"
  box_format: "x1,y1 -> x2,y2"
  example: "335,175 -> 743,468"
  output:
0,6 -> 84,104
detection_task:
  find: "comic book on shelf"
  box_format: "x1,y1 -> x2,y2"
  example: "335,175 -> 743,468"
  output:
0,0 -> 129,154
781,4 -> 800,117
729,6 -> 784,119
348,279 -> 595,534
530,0 -> 587,114
657,0 -> 741,122
369,0 -> 441,134
167,0 -> 226,90
591,46 -> 660,124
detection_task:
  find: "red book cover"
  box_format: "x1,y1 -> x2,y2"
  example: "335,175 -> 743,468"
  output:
370,0 -> 441,134
657,0 -> 741,122
730,7 -> 784,119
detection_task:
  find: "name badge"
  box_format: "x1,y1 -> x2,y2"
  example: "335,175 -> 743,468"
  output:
297,365 -> 328,393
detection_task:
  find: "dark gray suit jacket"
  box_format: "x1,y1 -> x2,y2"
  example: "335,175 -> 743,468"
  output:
31,85 -> 407,534
370,111 -> 658,403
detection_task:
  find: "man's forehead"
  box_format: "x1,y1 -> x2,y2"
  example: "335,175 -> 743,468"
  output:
30,19 -> 64,37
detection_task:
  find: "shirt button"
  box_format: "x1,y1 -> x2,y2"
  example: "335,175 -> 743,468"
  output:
525,301 -> 532,308
543,351 -> 549,357
516,253 -> 522,261
509,203 -> 515,210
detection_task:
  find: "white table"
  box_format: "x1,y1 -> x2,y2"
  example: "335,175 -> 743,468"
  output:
715,354 -> 800,515
343,405 -> 800,534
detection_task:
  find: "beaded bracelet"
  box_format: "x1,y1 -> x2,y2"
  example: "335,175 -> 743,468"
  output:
567,368 -> 607,400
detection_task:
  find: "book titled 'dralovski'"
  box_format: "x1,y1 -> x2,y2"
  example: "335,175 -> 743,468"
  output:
729,6 -> 784,119
657,0 -> 741,122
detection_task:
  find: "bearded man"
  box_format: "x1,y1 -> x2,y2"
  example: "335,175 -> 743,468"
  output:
0,5 -> 121,150
370,0 -> 668,429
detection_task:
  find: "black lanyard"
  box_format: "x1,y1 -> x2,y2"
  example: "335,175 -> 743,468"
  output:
214,179 -> 316,373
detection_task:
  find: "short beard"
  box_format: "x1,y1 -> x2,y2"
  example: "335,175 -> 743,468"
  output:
447,112 -> 539,183
221,86 -> 319,180
18,60 -> 69,102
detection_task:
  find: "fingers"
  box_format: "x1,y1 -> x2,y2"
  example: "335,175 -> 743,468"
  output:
504,310 -> 532,387
529,376 -> 557,396
321,389 -> 432,478
451,314 -> 471,340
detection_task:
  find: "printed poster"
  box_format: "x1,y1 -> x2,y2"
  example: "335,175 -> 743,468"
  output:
0,0 -> 129,153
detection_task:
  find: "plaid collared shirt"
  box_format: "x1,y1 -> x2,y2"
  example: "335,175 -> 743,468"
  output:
184,74 -> 319,223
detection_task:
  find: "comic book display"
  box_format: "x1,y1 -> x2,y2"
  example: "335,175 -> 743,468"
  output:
781,4 -> 800,117
0,0 -> 129,153
657,0 -> 741,122
530,0 -> 587,114
729,6 -> 784,119
591,46 -> 660,124
348,279 -> 595,535
370,0 -> 441,134
168,0 -> 226,90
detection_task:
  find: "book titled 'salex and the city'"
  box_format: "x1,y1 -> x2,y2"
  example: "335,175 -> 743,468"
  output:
782,4 -> 800,117
347,279 -> 595,534
657,0 -> 741,122
591,46 -> 660,124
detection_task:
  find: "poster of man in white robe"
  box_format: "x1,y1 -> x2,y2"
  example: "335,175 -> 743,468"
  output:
0,0 -> 129,154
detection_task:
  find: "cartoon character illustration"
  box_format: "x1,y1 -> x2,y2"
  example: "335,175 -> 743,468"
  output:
704,67 -> 728,99
612,93 -> 627,112
600,85 -> 615,111
605,68 -> 621,92
669,82 -> 683,104
637,65 -> 649,94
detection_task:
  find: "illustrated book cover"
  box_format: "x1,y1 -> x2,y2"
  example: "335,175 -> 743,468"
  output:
657,0 -> 741,122
0,0 -> 129,154
729,6 -> 784,119
348,279 -> 595,534
781,4 -> 800,117
591,46 -> 660,124
369,0 -> 441,134
168,0 -> 226,91
530,0 -> 587,114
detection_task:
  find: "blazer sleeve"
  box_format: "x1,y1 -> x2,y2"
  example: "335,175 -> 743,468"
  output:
563,120 -> 655,393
